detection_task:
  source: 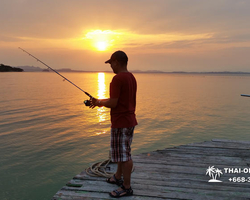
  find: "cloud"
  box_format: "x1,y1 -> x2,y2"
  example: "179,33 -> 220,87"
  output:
1,0 -> 250,71
1,0 -> 249,37
0,35 -> 24,42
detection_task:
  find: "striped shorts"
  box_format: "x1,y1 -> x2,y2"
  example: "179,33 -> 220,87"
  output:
110,127 -> 135,162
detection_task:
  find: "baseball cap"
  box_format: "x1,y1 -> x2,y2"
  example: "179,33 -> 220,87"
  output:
105,50 -> 128,64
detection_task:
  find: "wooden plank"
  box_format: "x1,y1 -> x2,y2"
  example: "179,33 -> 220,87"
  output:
134,151 -> 249,161
133,156 -> 250,167
53,189 -> 247,200
131,162 -> 250,176
75,171 -> 208,183
183,141 -> 250,150
164,146 -> 250,153
151,147 -> 250,157
145,146 -> 250,154
131,165 -> 250,181
212,139 -> 250,144
134,157 -> 250,168
53,189 -> 165,200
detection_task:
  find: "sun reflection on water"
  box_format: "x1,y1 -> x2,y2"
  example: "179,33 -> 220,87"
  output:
97,73 -> 107,125
98,73 -> 106,99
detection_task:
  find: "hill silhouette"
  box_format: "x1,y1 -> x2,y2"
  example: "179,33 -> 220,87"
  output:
0,64 -> 23,72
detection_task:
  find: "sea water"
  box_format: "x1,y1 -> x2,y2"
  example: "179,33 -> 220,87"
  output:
1,72 -> 250,200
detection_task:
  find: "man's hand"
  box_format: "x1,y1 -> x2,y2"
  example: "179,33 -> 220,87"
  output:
89,97 -> 98,109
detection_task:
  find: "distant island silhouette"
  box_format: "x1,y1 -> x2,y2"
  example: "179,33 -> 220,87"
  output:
0,64 -> 23,72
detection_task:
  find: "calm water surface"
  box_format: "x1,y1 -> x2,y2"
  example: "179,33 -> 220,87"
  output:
1,72 -> 250,200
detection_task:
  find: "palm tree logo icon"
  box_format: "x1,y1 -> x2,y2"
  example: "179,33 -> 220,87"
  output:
206,166 -> 223,182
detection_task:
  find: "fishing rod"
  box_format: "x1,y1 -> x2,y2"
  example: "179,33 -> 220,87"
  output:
18,47 -> 93,105
241,94 -> 250,97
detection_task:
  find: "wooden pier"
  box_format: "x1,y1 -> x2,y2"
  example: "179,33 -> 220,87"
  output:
52,139 -> 250,200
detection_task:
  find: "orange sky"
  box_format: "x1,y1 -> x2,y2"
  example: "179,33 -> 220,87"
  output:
1,0 -> 250,72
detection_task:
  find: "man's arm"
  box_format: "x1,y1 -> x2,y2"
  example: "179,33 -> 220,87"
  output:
90,98 -> 118,109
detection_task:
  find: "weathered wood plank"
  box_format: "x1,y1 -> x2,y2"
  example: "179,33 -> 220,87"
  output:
140,147 -> 250,157
131,162 -> 249,177
150,147 -> 250,158
133,157 -> 250,167
160,145 -> 250,153
53,189 -> 243,200
75,171 -> 208,183
53,190 -> 167,200
134,157 -> 249,169
212,139 -> 250,144
134,158 -> 250,169
184,141 -> 250,150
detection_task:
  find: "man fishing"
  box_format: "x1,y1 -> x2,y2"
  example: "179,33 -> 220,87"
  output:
90,50 -> 137,198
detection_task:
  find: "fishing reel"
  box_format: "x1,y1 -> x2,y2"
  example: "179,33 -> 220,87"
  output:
84,97 -> 98,107
84,99 -> 91,106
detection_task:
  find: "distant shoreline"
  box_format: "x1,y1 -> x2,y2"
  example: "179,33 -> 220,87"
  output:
2,64 -> 250,74
25,68 -> 250,75
22,70 -> 250,75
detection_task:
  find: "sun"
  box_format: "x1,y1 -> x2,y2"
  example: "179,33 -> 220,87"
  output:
96,41 -> 108,51
83,30 -> 118,51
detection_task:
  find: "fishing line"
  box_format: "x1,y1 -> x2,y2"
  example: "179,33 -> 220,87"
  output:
18,47 -> 93,99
